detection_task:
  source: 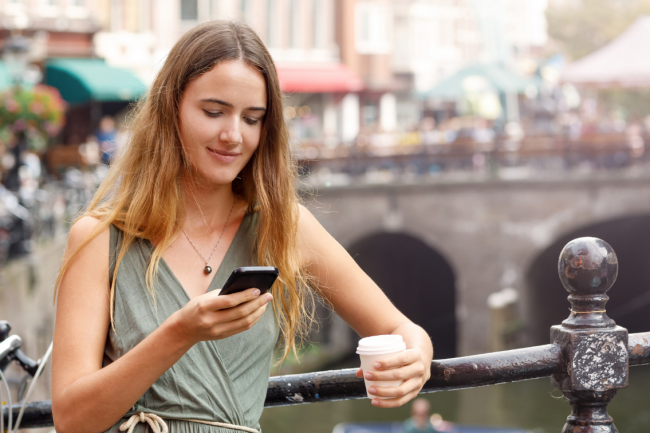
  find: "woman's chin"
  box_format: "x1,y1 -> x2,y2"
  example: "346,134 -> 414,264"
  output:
190,172 -> 237,189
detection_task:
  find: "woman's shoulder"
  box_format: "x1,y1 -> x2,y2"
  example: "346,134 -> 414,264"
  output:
296,204 -> 331,261
67,216 -> 110,257
297,204 -> 320,234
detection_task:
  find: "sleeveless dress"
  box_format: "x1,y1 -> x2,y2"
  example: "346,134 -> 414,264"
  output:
102,211 -> 279,433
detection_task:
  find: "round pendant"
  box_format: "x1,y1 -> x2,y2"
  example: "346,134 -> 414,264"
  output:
204,266 -> 212,275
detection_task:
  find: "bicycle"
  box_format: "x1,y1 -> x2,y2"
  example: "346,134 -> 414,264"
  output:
0,320 -> 52,433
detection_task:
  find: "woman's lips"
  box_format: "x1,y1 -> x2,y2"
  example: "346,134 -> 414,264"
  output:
207,147 -> 240,163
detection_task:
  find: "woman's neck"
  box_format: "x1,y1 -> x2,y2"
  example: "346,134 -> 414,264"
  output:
182,178 -> 238,235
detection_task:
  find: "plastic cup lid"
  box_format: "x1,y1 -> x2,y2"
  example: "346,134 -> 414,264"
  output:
356,334 -> 406,355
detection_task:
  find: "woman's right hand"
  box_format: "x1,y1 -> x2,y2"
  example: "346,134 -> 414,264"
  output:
170,288 -> 272,345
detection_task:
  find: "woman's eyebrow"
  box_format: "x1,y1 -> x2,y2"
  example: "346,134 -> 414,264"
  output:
201,98 -> 266,112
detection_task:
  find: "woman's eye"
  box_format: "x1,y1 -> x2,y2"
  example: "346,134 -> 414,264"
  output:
203,110 -> 221,118
244,117 -> 260,126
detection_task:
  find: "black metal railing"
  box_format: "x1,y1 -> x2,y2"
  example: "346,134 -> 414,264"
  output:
3,236 -> 649,432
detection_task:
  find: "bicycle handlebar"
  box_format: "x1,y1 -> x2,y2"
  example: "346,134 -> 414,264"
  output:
13,349 -> 39,376
0,321 -> 10,341
0,321 -> 41,377
0,335 -> 22,362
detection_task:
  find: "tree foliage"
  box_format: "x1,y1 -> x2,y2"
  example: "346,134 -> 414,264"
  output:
547,0 -> 650,61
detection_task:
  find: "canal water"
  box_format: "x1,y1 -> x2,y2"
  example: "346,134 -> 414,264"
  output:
260,364 -> 650,433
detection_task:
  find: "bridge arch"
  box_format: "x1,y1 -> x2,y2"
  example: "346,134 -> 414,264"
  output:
526,214 -> 650,345
347,231 -> 457,358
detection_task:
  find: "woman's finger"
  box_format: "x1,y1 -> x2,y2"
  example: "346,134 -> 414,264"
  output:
216,293 -> 273,323
365,361 -> 424,382
210,303 -> 268,338
200,288 -> 262,311
368,377 -> 421,399
373,349 -> 420,370
371,389 -> 420,408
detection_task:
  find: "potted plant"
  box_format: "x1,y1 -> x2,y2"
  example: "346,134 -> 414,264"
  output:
0,84 -> 66,190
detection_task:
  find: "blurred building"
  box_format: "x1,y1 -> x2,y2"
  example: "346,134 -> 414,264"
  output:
91,0 -> 365,147
336,0 -> 548,139
0,0 -> 148,152
409,0 -> 548,128
0,0 -> 101,59
390,0 -> 483,129
2,0 -> 549,151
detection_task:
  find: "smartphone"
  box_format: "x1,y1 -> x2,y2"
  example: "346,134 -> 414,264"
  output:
218,266 -> 279,296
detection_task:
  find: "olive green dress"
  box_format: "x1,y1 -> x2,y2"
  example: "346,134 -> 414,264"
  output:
102,212 -> 279,433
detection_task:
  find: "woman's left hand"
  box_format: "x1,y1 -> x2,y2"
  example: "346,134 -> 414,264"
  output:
355,347 -> 432,408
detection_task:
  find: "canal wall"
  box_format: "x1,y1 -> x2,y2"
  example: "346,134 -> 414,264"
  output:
0,237 -> 65,433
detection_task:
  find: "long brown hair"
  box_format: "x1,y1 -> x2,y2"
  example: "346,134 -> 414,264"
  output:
54,20 -> 313,362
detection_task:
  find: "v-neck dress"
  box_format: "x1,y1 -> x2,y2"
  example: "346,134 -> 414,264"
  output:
102,211 -> 279,433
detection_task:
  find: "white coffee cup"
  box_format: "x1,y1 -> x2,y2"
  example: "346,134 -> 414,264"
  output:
357,334 -> 407,399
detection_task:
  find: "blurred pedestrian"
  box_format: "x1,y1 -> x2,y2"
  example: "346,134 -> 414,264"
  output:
79,135 -> 101,166
403,398 -> 440,433
95,115 -> 117,165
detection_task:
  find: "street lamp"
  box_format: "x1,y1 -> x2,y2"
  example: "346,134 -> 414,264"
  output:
2,34 -> 31,86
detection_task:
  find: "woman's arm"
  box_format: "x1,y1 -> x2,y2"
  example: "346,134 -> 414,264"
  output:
52,217 -> 271,433
296,206 -> 433,408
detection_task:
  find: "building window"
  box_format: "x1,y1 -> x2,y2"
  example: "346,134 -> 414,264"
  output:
355,2 -> 392,54
267,0 -> 276,47
290,0 -> 300,48
241,0 -> 251,22
312,0 -> 321,49
181,0 -> 198,21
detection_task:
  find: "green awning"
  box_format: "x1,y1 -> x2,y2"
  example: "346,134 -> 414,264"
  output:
45,58 -> 147,104
422,63 -> 538,100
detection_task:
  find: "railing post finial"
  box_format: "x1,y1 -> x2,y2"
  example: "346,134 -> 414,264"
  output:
552,237 -> 628,433
558,236 -> 618,328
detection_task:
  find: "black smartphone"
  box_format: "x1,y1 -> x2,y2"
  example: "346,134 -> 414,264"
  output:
218,266 -> 279,296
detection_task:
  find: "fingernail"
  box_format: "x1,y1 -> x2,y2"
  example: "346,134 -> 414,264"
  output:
365,372 -> 373,380
372,399 -> 379,406
373,362 -> 381,369
252,289 -> 261,297
265,294 -> 273,303
368,387 -> 376,394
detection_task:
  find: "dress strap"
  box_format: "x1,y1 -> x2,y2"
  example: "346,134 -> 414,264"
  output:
119,412 -> 260,433
108,223 -> 122,287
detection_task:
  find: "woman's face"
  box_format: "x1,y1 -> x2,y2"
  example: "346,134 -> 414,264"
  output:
178,59 -> 267,186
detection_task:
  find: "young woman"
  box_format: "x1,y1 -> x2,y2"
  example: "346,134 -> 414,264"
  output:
51,21 -> 433,433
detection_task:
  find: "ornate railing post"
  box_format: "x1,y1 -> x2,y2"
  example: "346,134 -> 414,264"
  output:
552,237 -> 629,433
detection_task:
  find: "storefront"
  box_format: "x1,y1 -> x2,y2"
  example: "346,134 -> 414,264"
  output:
276,63 -> 364,148
44,58 -> 147,146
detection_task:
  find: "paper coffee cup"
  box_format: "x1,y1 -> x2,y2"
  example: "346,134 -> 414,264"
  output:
357,335 -> 406,399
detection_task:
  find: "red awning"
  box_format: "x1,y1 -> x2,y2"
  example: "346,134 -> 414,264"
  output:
276,63 -> 364,93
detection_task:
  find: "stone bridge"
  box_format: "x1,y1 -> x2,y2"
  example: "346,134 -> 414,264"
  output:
304,171 -> 650,357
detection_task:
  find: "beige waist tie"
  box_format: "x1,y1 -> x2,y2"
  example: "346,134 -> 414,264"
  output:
119,412 -> 259,433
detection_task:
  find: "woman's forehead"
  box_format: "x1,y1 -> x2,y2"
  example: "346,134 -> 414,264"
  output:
186,60 -> 267,107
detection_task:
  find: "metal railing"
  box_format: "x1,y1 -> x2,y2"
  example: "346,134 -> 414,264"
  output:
3,236 -> 649,432
297,135 -> 650,184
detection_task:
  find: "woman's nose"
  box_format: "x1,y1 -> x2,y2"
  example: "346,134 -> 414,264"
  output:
220,118 -> 243,145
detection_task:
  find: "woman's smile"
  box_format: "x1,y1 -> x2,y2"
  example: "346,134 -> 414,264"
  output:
206,146 -> 241,163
